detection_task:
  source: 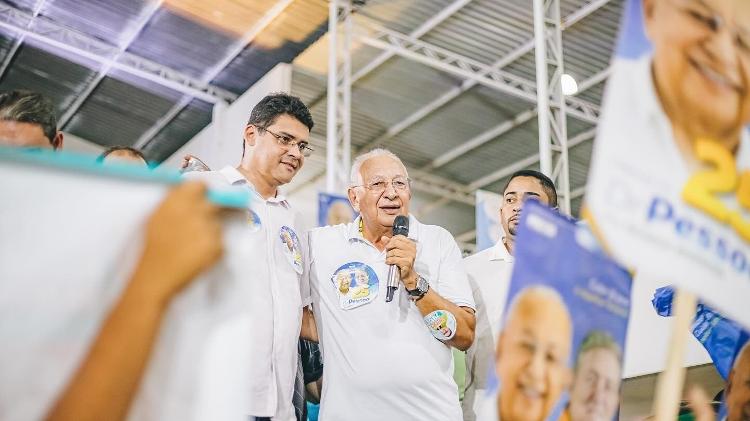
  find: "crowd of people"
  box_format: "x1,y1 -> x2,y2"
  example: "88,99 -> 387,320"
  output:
0,87 -> 738,421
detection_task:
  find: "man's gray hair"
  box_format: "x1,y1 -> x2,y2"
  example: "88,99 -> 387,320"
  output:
349,148 -> 409,186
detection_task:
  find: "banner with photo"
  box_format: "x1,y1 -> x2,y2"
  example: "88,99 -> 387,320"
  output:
483,201 -> 632,421
475,189 -> 503,252
585,0 -> 750,325
318,192 -> 356,228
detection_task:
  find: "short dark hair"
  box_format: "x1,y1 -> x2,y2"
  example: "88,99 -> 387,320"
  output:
97,146 -> 147,163
502,169 -> 558,208
0,90 -> 58,145
244,92 -> 314,156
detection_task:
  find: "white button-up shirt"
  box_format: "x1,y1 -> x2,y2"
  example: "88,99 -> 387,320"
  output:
461,240 -> 513,421
185,166 -> 309,421
307,215 -> 475,421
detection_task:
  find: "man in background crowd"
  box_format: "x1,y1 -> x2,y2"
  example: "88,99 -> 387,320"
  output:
725,342 -> 750,421
462,170 -> 558,420
0,89 -> 63,150
97,146 -> 148,167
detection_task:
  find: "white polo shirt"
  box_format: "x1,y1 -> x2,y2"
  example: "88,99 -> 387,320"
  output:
307,215 -> 475,421
185,166 -> 309,421
461,240 -> 513,421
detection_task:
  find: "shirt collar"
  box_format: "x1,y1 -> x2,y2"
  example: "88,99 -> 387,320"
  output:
489,237 -> 513,262
217,165 -> 289,206
347,214 -> 421,243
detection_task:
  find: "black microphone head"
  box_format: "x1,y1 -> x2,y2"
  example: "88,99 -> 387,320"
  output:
392,215 -> 409,236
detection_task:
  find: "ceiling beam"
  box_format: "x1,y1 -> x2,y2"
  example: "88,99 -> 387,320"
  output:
0,0 -> 46,82
289,0 -> 611,204
306,0 -> 474,110
353,0 -> 611,153
467,127 -> 596,190
0,3 -> 236,104
425,66 -> 608,172
356,21 -> 600,124
134,0 -> 294,149
59,0 -> 164,129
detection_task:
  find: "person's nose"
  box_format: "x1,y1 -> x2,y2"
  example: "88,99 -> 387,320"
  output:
383,182 -> 398,199
524,350 -> 546,388
286,143 -> 303,160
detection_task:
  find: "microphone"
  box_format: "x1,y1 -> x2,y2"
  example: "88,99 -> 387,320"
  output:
386,215 -> 409,302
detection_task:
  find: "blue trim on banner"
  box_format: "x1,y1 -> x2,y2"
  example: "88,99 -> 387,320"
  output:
0,146 -> 250,208
615,0 -> 653,59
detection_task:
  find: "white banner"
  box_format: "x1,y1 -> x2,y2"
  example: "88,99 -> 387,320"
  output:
586,0 -> 750,326
0,150 -> 257,421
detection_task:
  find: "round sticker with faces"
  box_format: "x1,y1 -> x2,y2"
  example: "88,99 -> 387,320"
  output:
278,226 -> 303,274
330,262 -> 379,310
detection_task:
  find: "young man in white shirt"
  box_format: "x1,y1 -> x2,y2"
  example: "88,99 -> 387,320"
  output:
461,170 -> 557,421
186,93 -> 315,421
306,148 -> 476,421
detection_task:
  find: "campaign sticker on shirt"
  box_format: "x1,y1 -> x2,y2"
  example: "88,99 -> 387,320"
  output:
330,262 -> 379,310
424,310 -> 457,341
278,226 -> 303,274
246,209 -> 261,233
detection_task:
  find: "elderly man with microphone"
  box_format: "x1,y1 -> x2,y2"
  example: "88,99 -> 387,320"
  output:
305,148 -> 475,421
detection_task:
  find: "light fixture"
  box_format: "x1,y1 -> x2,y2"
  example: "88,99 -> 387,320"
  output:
561,73 -> 579,96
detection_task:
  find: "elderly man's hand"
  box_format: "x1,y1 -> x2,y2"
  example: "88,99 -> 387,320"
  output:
383,234 -> 418,289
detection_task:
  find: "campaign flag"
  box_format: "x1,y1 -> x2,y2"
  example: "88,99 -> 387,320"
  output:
318,192 -> 356,227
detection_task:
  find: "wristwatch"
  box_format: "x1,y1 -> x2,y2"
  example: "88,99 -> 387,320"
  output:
406,274 -> 429,301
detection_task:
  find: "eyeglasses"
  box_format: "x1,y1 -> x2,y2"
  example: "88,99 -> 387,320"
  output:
257,125 -> 314,157
352,177 -> 411,194
672,0 -> 750,56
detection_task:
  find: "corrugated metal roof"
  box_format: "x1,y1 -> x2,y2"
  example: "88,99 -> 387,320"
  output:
288,0 -> 625,238
0,0 -> 326,160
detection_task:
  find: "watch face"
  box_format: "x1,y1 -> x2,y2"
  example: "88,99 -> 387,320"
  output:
417,276 -> 429,293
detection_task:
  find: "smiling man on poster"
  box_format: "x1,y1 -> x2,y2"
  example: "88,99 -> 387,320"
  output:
586,0 -> 750,324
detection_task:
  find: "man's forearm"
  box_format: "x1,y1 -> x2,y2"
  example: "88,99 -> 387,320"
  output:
45,272 -> 168,421
300,306 -> 319,342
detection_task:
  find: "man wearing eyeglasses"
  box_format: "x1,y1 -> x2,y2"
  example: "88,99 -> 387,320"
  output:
185,92 -> 315,421
304,148 -> 476,421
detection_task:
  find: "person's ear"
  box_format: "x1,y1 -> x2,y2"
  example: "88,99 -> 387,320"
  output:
52,131 -> 63,150
244,124 -> 257,147
348,187 -> 360,212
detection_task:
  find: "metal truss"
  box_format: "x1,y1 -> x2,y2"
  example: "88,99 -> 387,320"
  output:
0,3 -> 236,104
0,0 -> 46,81
135,0 -> 294,149
306,0 -> 472,110
325,0 -> 353,192
59,0 -> 165,128
354,0 -> 610,154
355,20 -> 600,125
534,0 -> 570,213
294,0 -> 610,208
